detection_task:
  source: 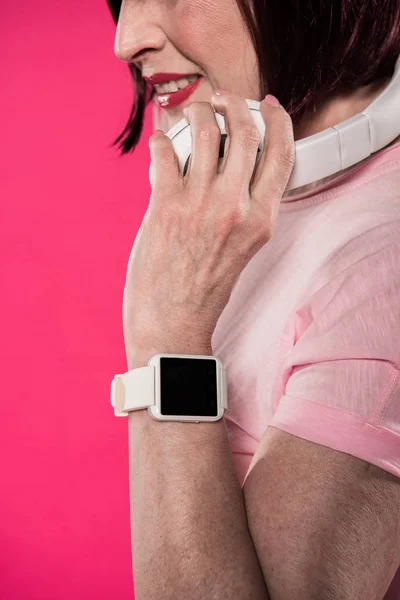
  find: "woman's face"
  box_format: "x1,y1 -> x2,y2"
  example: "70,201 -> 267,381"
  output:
114,0 -> 260,133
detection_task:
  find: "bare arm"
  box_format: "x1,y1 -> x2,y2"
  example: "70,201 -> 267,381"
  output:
243,426 -> 400,600
127,352 -> 268,600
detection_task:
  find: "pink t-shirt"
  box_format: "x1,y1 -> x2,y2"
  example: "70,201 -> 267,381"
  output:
211,140 -> 400,599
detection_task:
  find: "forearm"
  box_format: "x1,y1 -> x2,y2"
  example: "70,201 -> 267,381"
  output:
127,408 -> 269,600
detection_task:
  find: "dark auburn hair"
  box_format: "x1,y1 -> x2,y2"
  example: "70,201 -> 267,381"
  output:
106,0 -> 400,157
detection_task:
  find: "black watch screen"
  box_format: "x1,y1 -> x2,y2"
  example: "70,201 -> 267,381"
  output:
160,357 -> 218,417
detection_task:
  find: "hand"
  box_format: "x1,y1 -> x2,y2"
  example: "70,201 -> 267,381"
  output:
122,91 -> 295,368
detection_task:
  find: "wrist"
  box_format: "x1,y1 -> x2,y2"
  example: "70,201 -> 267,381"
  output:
126,341 -> 213,371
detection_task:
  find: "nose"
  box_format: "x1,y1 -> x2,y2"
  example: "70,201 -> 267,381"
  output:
114,3 -> 164,64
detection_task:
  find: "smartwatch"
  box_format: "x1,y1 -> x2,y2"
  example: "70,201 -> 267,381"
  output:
110,354 -> 228,422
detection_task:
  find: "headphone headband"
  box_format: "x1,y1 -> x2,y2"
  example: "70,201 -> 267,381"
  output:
286,54 -> 400,190
154,55 -> 400,192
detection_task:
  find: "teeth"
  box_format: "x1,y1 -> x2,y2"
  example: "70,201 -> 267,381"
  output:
155,75 -> 200,94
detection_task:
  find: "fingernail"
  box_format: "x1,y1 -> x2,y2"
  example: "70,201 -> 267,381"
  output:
214,89 -> 230,96
264,94 -> 281,107
182,107 -> 189,120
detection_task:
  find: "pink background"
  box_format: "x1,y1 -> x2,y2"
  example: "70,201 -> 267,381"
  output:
1,2 -> 153,598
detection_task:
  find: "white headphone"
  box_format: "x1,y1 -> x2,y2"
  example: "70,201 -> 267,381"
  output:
151,54 -> 400,192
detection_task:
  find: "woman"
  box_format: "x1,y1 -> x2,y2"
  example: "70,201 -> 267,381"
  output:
107,1 -> 400,599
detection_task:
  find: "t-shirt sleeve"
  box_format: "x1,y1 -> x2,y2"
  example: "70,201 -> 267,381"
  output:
269,239 -> 400,479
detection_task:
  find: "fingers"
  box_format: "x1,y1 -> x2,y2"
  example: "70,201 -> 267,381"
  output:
148,131 -> 182,192
149,93 -> 295,216
250,98 -> 295,204
210,92 -> 261,187
183,102 -> 221,185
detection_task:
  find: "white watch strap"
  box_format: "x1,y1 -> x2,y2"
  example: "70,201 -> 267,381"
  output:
110,366 -> 155,417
